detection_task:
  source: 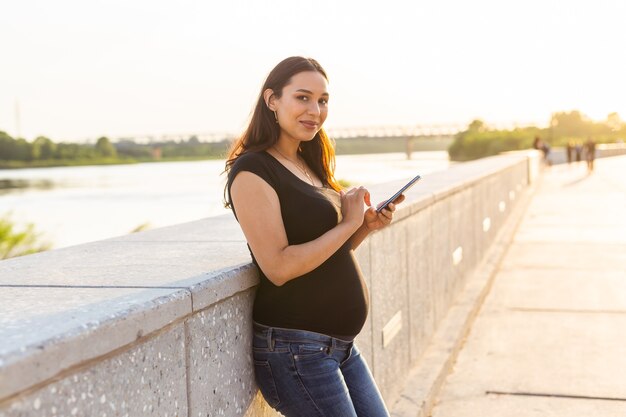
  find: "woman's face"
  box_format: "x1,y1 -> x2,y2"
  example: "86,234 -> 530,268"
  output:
269,71 -> 329,143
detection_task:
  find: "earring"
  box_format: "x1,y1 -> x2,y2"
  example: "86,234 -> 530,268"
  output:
274,111 -> 279,124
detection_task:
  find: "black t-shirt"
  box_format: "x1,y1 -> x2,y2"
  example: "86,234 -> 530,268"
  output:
227,151 -> 369,340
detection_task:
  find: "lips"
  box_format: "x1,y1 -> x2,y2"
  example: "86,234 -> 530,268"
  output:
300,121 -> 318,129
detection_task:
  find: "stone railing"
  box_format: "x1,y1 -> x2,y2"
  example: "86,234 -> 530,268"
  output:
0,151 -> 542,416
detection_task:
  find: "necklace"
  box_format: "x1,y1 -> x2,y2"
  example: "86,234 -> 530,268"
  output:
272,146 -> 315,185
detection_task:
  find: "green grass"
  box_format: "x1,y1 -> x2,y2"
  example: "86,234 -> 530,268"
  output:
0,214 -> 51,259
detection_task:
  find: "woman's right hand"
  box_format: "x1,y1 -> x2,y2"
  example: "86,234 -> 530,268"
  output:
340,186 -> 371,231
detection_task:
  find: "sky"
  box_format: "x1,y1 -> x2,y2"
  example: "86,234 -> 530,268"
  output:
1,0 -> 625,142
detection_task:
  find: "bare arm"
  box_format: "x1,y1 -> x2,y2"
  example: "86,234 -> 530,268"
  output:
230,171 -> 366,286
349,222 -> 371,250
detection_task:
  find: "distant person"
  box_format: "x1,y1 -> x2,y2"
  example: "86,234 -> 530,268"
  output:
566,141 -> 574,164
224,56 -> 404,416
533,136 -> 550,165
541,141 -> 551,165
575,142 -> 583,163
585,137 -> 596,172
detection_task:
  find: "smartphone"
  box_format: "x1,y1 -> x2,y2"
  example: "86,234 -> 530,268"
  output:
376,174 -> 421,213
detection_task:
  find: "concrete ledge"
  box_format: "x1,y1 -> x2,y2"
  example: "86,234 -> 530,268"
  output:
0,287 -> 191,400
368,152 -> 535,225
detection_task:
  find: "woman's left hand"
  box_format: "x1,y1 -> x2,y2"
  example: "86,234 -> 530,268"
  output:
363,194 -> 406,232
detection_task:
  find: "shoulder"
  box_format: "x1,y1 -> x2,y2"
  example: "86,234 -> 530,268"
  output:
235,150 -> 268,163
230,151 -> 269,172
228,151 -> 280,190
231,151 -> 270,170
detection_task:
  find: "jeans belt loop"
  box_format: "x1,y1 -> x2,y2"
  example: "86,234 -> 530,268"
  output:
330,338 -> 337,354
266,327 -> 274,352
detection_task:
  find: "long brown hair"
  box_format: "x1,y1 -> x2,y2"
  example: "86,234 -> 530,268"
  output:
223,56 -> 341,208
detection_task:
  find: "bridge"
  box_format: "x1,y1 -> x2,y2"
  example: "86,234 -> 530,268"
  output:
111,124 -> 467,144
113,122 -> 552,159
111,124 -> 465,160
110,121 -> 546,144
1,145 -> 623,416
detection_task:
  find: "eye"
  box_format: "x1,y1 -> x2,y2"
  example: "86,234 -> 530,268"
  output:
319,98 -> 328,105
297,95 -> 309,101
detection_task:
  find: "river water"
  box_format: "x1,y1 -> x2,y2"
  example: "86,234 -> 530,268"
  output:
0,151 -> 450,250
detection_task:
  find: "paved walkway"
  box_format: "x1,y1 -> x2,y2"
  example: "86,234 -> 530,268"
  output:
431,156 -> 626,416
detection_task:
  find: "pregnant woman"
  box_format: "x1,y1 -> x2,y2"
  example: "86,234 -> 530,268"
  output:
224,56 -> 404,416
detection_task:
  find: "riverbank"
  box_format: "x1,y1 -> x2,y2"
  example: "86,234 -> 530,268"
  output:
0,155 -> 225,170
0,137 -> 453,170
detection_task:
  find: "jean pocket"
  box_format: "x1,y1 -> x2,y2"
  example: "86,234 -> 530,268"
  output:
293,345 -> 337,377
253,360 -> 281,408
297,343 -> 329,357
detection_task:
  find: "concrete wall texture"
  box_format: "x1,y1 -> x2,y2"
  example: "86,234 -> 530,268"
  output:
1,150 -> 555,416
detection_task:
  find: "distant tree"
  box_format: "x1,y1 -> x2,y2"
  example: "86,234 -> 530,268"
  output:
55,142 -> 94,159
0,133 -> 32,161
448,120 -> 543,161
13,138 -> 32,161
0,131 -> 14,160
32,136 -> 57,160
550,111 -> 596,139
468,119 -> 486,132
606,112 -> 623,132
95,136 -> 117,158
116,138 -> 137,146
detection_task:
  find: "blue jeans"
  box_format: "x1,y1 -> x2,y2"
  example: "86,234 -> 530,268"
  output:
252,322 -> 390,417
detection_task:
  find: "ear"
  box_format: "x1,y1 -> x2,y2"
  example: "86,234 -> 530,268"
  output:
263,89 -> 276,111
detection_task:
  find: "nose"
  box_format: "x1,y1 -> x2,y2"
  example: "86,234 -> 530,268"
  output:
307,101 -> 321,117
